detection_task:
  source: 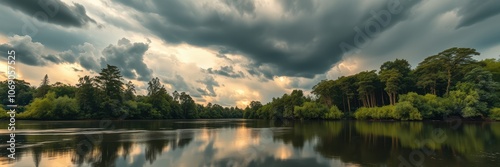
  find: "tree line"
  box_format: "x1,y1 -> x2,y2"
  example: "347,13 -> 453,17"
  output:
0,65 -> 243,119
2,47 -> 500,121
244,47 -> 500,121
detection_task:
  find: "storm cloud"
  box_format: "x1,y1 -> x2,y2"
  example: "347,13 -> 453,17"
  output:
116,0 -> 421,78
196,76 -> 220,97
207,65 -> 245,79
0,0 -> 96,28
0,35 -> 48,66
163,75 -> 203,98
101,38 -> 153,81
456,0 -> 500,28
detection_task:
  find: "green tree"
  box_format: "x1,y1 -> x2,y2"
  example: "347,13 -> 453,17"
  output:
436,47 -> 480,94
76,76 -> 99,118
481,59 -> 500,82
337,76 -> 356,113
179,92 -> 197,119
51,82 -> 77,98
95,64 -> 125,118
463,67 -> 500,109
34,74 -> 51,98
124,81 -> 136,101
379,69 -> 402,105
0,79 -> 34,110
414,55 -> 447,95
312,80 -> 336,107
447,83 -> 484,118
244,101 -> 262,119
380,59 -> 413,93
355,70 -> 379,108
147,77 -> 172,118
283,90 -> 305,119
96,64 -> 124,102
52,96 -> 80,119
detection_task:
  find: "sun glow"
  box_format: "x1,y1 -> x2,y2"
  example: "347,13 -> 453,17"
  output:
236,89 -> 245,95
275,146 -> 292,160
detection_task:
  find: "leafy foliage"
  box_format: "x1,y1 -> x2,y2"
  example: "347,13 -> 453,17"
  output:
394,101 -> 422,121
490,108 -> 500,121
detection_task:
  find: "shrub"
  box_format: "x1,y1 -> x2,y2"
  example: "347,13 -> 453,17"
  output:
136,102 -> 155,119
52,96 -> 80,119
379,105 -> 394,119
395,102 -> 422,120
490,108 -> 500,121
0,105 -> 8,119
354,107 -> 370,120
124,100 -> 140,119
399,92 -> 446,119
322,105 -> 343,120
294,102 -> 329,119
354,106 -> 396,120
20,92 -> 56,119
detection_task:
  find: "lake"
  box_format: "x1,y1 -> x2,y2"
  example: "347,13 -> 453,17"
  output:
1,119 -> 499,167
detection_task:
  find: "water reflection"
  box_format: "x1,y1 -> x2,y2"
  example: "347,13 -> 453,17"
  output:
0,120 -> 499,167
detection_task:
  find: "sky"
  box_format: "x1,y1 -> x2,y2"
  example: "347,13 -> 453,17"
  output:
0,0 -> 499,108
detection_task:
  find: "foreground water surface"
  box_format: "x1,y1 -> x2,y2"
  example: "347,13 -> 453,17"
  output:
0,119 -> 499,167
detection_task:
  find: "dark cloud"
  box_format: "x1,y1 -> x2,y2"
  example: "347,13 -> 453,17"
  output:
288,75 -> 327,90
222,0 -> 255,16
42,54 -> 60,63
207,65 -> 245,78
0,4 -> 93,51
196,88 -> 211,96
100,38 -> 153,81
0,0 -> 96,28
456,0 -> 500,28
215,48 -> 234,61
196,76 -> 220,97
278,0 -> 315,14
0,35 -> 47,66
116,0 -> 421,78
163,75 -> 203,98
0,35 -> 101,71
0,35 -> 154,78
51,42 -> 101,71
245,63 -> 276,81
71,67 -> 83,72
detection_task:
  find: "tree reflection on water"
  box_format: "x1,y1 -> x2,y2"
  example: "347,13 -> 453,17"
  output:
0,120 -> 499,167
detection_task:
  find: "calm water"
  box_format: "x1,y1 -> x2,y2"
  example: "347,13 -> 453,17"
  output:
0,119 -> 499,167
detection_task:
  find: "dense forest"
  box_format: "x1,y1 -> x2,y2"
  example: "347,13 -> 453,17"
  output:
244,47 -> 500,120
1,47 -> 500,121
241,47 -> 500,121
0,65 -> 244,120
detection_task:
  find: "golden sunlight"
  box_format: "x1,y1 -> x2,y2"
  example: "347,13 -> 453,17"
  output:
275,146 -> 292,160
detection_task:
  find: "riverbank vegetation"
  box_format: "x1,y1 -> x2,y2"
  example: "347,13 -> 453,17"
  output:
0,65 -> 244,120
244,47 -> 500,121
1,47 -> 500,120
